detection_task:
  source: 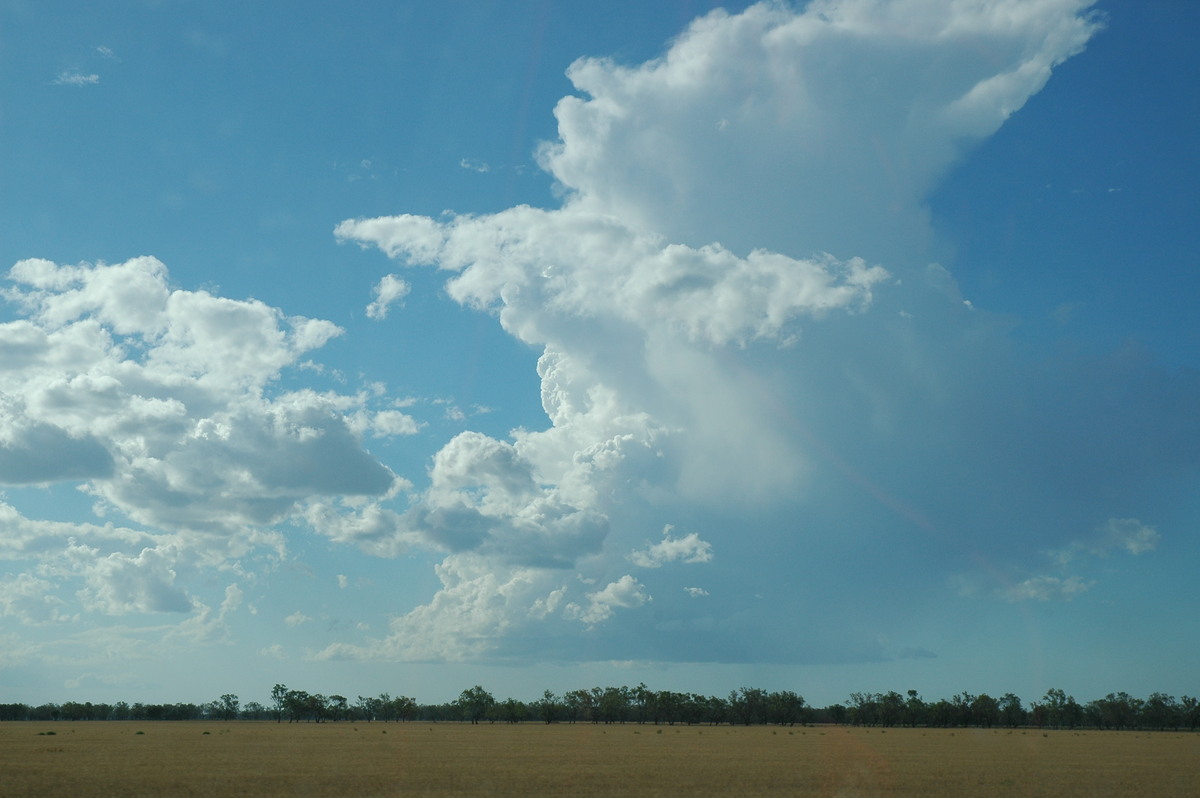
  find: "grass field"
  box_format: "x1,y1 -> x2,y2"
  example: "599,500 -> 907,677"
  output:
2,722 -> 1197,797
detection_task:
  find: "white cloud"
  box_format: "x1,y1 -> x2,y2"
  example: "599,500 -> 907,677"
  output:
284,611 -> 311,627
1098,518 -> 1160,556
459,158 -> 491,173
1003,575 -> 1092,603
0,573 -> 73,624
684,587 -> 709,598
630,525 -> 713,568
53,71 -> 99,86
1049,517 -> 1160,567
0,257 -> 412,628
326,0 -> 1158,664
75,545 -> 193,615
365,273 -> 411,320
566,575 -> 650,626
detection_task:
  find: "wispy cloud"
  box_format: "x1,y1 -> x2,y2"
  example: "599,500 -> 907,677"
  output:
53,70 -> 100,86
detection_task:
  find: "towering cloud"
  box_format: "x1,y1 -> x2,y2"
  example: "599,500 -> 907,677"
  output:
329,0 -> 1196,665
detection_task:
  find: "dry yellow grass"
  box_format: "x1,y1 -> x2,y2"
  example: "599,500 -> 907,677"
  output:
1,722 -> 1197,797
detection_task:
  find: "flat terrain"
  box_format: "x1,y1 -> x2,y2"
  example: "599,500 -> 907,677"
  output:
1,722 -> 1197,797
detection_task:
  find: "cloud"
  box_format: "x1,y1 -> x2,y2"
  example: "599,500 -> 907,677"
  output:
630,525 -> 713,568
284,611 -> 312,627
459,158 -> 491,173
0,257 -> 410,627
365,274 -> 411,320
1003,575 -> 1092,603
53,71 -> 100,86
566,575 -> 650,626
996,517 -> 1161,603
0,574 -> 73,624
1049,517 -> 1161,566
75,545 -> 193,615
322,0 -> 1196,666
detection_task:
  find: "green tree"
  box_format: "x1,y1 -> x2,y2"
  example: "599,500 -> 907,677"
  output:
534,690 -> 561,724
904,690 -> 926,727
998,693 -> 1025,728
970,694 -> 999,728
1141,693 -> 1180,731
216,694 -> 239,721
456,686 -> 495,724
271,684 -> 288,723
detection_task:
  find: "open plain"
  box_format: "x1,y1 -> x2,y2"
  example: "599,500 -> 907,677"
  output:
1,722 -> 1197,797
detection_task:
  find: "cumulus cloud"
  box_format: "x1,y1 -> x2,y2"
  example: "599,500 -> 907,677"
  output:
0,256 -> 407,627
365,274 -> 411,320
0,574 -> 73,624
630,525 -> 713,568
320,0 -> 1198,666
75,545 -> 193,615
566,575 -> 651,626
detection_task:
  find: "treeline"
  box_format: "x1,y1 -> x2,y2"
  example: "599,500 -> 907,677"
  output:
3,685 -> 1199,731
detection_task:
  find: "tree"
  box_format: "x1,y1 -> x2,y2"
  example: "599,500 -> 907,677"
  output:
1141,693 -> 1180,731
497,698 -> 526,724
456,686 -> 495,724
242,701 -> 268,720
767,691 -> 807,726
216,694 -> 239,722
271,684 -> 288,723
904,690 -> 926,727
564,689 -> 593,724
534,690 -> 561,724
878,692 -> 905,727
970,694 -> 999,728
999,693 -> 1025,728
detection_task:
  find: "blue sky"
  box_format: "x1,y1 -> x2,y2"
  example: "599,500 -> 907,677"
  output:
1,0 -> 1197,709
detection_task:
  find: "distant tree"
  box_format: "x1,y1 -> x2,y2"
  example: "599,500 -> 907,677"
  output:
215,694 -> 239,721
631,683 -> 652,724
564,689 -> 593,724
927,698 -> 956,727
998,693 -> 1025,728
456,686 -> 495,724
271,684 -> 288,723
878,692 -> 905,727
496,698 -> 526,724
1141,693 -> 1180,731
327,695 -> 348,722
242,701 -> 268,720
1180,696 -> 1200,731
970,694 -> 999,728
847,692 -> 879,727
598,686 -> 631,724
904,691 -> 926,727
533,690 -> 561,724
768,691 -> 807,726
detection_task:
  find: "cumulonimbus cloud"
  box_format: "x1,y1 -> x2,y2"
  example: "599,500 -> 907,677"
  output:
321,0 -> 1200,667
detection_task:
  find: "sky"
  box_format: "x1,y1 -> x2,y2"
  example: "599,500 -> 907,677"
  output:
1,0 -> 1197,709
